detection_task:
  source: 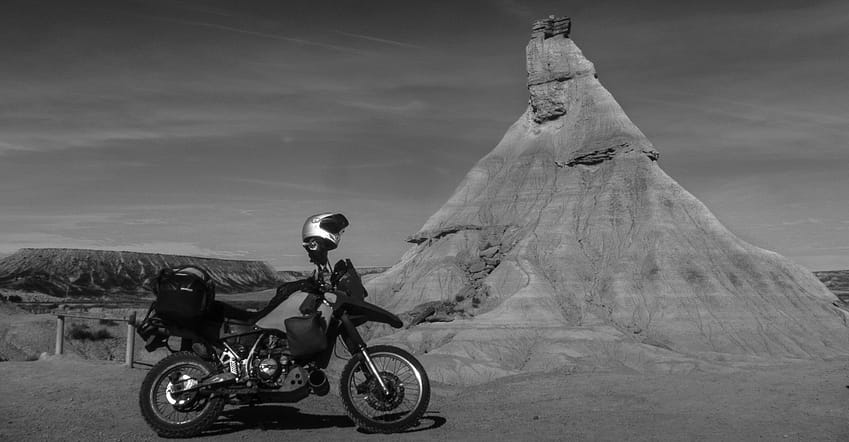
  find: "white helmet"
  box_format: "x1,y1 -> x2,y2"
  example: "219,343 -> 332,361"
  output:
302,213 -> 349,251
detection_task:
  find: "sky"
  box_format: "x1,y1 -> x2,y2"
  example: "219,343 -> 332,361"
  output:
0,0 -> 847,270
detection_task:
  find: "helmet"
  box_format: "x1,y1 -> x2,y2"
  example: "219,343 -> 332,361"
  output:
302,213 -> 349,251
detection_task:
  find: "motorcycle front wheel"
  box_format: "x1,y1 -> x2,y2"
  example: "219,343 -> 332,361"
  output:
340,344 -> 430,433
138,351 -> 225,438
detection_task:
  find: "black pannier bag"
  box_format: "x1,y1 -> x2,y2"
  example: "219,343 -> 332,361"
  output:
153,266 -> 215,324
284,312 -> 327,358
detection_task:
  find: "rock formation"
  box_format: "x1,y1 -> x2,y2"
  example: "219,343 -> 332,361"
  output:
0,248 -> 279,296
815,270 -> 849,303
368,16 -> 849,384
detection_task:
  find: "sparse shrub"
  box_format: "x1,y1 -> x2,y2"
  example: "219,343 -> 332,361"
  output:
92,329 -> 113,340
454,293 -> 466,302
472,297 -> 481,307
68,323 -> 114,341
68,323 -> 89,339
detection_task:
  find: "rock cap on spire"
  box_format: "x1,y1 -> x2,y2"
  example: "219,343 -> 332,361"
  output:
531,15 -> 571,39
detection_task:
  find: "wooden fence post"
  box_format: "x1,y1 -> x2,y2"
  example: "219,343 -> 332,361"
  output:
55,315 -> 65,355
125,312 -> 136,368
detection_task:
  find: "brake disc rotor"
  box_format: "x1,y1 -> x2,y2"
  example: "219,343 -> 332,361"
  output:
165,373 -> 200,410
365,372 -> 405,411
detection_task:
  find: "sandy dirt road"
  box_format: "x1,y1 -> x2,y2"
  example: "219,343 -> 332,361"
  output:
1,357 -> 847,441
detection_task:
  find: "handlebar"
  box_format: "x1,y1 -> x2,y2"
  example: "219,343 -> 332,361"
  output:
310,258 -> 364,306
310,272 -> 343,308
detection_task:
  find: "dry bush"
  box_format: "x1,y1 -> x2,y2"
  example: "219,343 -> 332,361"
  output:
68,323 -> 113,341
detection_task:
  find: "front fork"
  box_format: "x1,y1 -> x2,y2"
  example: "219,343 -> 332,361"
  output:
340,313 -> 390,396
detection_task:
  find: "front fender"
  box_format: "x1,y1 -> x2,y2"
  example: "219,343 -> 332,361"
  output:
337,298 -> 403,329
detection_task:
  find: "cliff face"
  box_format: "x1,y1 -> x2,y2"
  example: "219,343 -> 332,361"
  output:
368,17 -> 849,384
0,248 -> 279,296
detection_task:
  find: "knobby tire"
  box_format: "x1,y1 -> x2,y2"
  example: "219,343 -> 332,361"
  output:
339,344 -> 430,433
139,351 -> 225,438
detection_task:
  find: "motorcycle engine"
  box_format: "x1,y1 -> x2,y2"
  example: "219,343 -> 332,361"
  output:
256,357 -> 280,382
251,335 -> 290,387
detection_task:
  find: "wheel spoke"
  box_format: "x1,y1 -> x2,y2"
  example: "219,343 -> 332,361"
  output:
345,351 -> 424,423
151,365 -> 210,424
340,346 -> 430,433
140,352 -> 226,438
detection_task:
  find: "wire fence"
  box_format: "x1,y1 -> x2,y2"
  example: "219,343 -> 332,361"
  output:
53,311 -> 137,368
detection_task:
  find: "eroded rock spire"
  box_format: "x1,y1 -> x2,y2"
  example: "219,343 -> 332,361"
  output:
367,17 -> 849,385
526,16 -> 595,122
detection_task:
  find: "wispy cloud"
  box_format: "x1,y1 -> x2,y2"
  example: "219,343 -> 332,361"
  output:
161,0 -> 240,19
334,30 -> 422,49
0,141 -> 29,153
636,91 -> 849,128
0,100 -> 303,153
342,99 -> 427,113
223,178 -> 366,198
757,217 -> 825,229
322,158 -> 415,170
122,218 -> 170,226
116,11 -> 370,56
1,128 -> 185,154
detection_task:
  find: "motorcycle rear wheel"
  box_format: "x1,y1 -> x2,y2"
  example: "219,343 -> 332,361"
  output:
139,351 -> 225,438
340,344 -> 430,433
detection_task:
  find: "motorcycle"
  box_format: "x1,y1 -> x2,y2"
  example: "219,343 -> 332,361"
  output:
135,221 -> 430,437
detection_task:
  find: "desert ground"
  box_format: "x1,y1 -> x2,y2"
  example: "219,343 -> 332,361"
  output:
0,356 -> 847,441
2,293 -> 849,440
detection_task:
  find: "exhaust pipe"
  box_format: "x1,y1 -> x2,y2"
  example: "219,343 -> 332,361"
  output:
308,370 -> 330,396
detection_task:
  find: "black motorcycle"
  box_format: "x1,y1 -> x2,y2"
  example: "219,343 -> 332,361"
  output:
136,249 -> 429,437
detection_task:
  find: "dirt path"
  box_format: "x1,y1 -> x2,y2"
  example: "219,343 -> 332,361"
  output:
1,357 -> 847,441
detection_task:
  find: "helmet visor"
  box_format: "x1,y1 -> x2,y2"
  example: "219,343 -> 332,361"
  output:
318,213 -> 349,235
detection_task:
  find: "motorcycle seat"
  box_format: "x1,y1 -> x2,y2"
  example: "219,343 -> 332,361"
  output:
213,301 -> 265,324
209,279 -> 320,326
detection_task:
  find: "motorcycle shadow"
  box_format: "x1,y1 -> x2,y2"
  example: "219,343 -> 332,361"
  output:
358,413 -> 447,435
204,405 -> 355,436
204,406 -> 447,436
